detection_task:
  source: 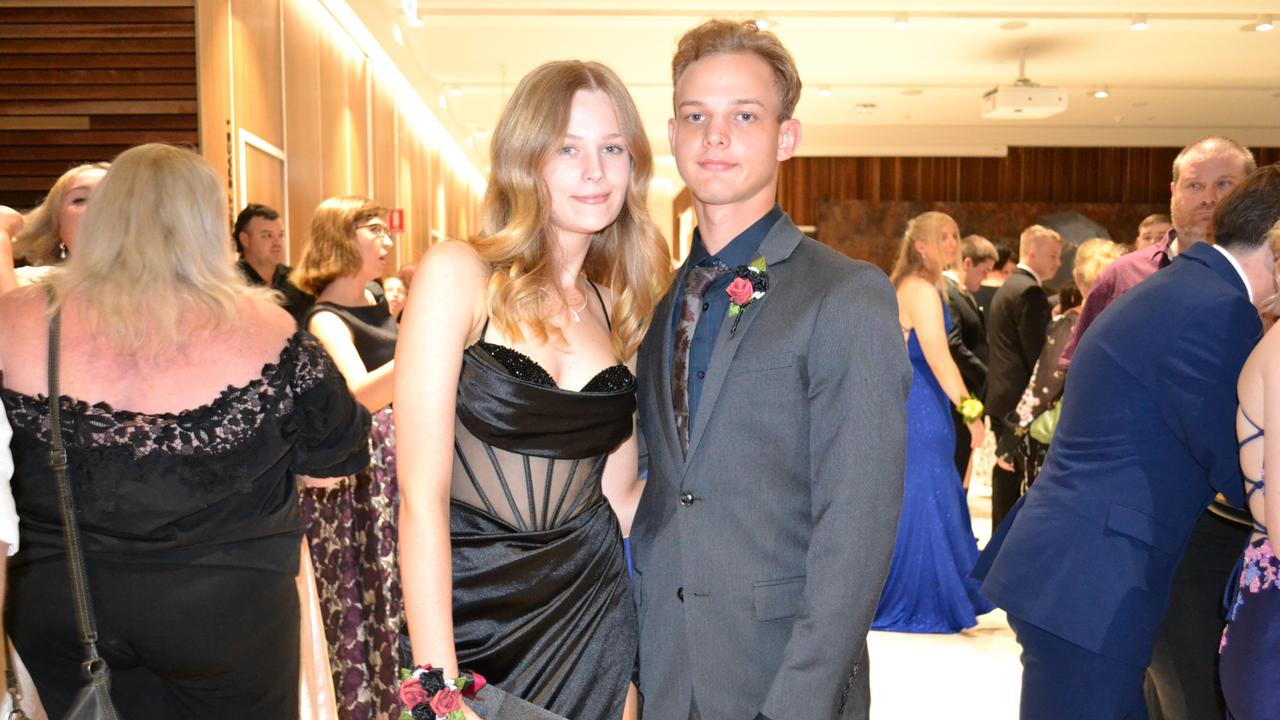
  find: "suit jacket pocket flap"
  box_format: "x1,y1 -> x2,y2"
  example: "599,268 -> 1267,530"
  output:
1105,503 -> 1179,552
753,576 -> 805,621
734,351 -> 796,375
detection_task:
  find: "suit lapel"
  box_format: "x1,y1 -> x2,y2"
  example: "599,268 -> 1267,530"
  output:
684,215 -> 804,463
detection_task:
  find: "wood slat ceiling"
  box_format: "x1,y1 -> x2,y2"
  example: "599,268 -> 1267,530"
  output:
0,2 -> 197,210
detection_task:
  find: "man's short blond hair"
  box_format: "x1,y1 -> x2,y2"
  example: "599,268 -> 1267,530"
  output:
672,19 -> 802,120
1018,225 -> 1062,262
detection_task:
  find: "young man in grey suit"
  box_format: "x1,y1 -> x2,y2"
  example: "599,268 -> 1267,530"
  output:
629,19 -> 911,720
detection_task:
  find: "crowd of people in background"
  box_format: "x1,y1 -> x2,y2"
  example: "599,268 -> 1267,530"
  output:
0,16 -> 1279,720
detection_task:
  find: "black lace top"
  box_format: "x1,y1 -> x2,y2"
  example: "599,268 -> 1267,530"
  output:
0,332 -> 372,573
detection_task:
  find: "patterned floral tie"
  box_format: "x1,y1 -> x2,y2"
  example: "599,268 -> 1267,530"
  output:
672,261 -> 731,456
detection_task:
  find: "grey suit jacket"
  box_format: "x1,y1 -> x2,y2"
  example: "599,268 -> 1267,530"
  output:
630,214 -> 910,720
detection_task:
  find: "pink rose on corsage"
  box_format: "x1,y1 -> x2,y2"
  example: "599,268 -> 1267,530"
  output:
429,688 -> 463,717
725,256 -> 769,335
399,677 -> 429,708
726,276 -> 755,305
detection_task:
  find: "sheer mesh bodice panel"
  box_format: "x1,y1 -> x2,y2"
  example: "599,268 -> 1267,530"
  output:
450,340 -> 634,532
452,417 -> 609,531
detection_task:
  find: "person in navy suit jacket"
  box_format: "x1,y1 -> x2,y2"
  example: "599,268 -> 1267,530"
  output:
973,164 -> 1280,720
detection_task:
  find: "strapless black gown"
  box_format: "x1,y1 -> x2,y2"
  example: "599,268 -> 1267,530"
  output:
442,340 -> 637,720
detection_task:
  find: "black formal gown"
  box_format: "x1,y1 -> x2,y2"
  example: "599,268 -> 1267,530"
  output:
426,307 -> 638,720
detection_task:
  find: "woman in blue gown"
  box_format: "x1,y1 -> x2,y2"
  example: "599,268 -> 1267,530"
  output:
873,211 -> 995,633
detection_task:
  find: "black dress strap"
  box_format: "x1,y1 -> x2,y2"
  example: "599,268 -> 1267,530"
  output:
586,281 -> 610,331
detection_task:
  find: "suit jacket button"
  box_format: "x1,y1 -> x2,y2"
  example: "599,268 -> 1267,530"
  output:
679,491 -> 695,506
677,587 -> 684,601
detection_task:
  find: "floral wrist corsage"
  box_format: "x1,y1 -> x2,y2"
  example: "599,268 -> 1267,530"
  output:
958,395 -> 985,424
399,665 -> 486,720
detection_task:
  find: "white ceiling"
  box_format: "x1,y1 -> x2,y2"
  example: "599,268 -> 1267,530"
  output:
344,1 -> 1280,189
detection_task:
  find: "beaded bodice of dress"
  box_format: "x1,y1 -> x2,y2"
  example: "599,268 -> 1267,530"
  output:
450,283 -> 635,532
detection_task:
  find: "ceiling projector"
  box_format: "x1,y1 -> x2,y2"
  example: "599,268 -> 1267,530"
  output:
981,85 -> 1068,119
981,49 -> 1067,119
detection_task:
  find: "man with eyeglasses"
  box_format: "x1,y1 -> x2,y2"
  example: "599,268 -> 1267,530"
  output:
234,203 -> 314,326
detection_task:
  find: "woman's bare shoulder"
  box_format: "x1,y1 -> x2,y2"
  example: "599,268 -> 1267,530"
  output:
421,240 -> 488,282
896,275 -> 940,305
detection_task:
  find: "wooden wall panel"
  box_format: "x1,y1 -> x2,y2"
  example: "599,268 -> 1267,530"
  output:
281,0 -> 321,257
230,0 -> 283,151
243,145 -> 285,218
0,0 -> 198,210
775,146 -> 1280,249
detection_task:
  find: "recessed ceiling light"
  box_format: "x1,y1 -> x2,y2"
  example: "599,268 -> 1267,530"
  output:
438,94 -> 447,109
1256,14 -> 1275,31
817,85 -> 832,97
391,24 -> 403,45
1093,87 -> 1111,99
446,85 -> 464,97
1130,14 -> 1148,31
893,13 -> 910,30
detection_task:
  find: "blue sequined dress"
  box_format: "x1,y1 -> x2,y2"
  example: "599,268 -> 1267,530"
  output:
873,300 -> 994,633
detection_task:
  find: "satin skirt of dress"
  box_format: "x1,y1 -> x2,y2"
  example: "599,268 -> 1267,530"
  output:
873,329 -> 994,633
431,497 -> 636,720
298,538 -> 339,720
1219,536 -> 1280,720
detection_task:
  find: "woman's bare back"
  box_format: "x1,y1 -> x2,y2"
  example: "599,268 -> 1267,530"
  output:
0,285 -> 297,414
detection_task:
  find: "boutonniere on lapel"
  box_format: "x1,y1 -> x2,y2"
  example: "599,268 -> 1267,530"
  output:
725,256 -> 769,335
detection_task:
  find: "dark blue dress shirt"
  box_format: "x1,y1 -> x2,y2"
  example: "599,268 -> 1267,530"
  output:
671,204 -> 783,430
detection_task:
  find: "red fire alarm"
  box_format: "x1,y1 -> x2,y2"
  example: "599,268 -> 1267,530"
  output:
388,208 -> 405,232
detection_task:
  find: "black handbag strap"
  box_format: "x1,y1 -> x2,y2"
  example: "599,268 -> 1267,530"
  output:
45,310 -> 109,680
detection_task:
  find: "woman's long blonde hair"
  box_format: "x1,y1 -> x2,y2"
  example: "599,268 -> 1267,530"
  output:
890,211 -> 958,286
13,162 -> 110,266
471,60 -> 670,359
45,144 -> 271,356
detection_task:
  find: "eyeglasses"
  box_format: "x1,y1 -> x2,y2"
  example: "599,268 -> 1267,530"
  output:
357,223 -> 391,239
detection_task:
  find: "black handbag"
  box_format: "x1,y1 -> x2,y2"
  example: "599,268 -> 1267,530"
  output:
46,310 -> 123,720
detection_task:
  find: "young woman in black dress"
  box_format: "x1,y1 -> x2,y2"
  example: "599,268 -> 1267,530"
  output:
395,61 -> 669,719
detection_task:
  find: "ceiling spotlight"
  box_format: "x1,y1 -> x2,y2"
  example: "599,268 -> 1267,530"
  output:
446,85 -> 464,97
818,85 -> 832,97
1256,14 -> 1275,31
391,24 -> 403,45
893,13 -> 911,29
1093,87 -> 1111,99
1130,13 -> 1148,31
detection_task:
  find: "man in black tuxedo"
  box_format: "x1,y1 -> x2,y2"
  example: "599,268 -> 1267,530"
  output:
946,234 -> 997,477
984,225 -> 1061,529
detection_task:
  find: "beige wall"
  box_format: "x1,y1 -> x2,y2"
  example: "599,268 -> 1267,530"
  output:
197,0 -> 481,272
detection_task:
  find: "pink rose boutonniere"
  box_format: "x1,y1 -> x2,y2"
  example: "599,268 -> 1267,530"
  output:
725,256 -> 769,335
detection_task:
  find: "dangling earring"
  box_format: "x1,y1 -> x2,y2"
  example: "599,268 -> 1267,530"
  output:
58,242 -> 68,260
